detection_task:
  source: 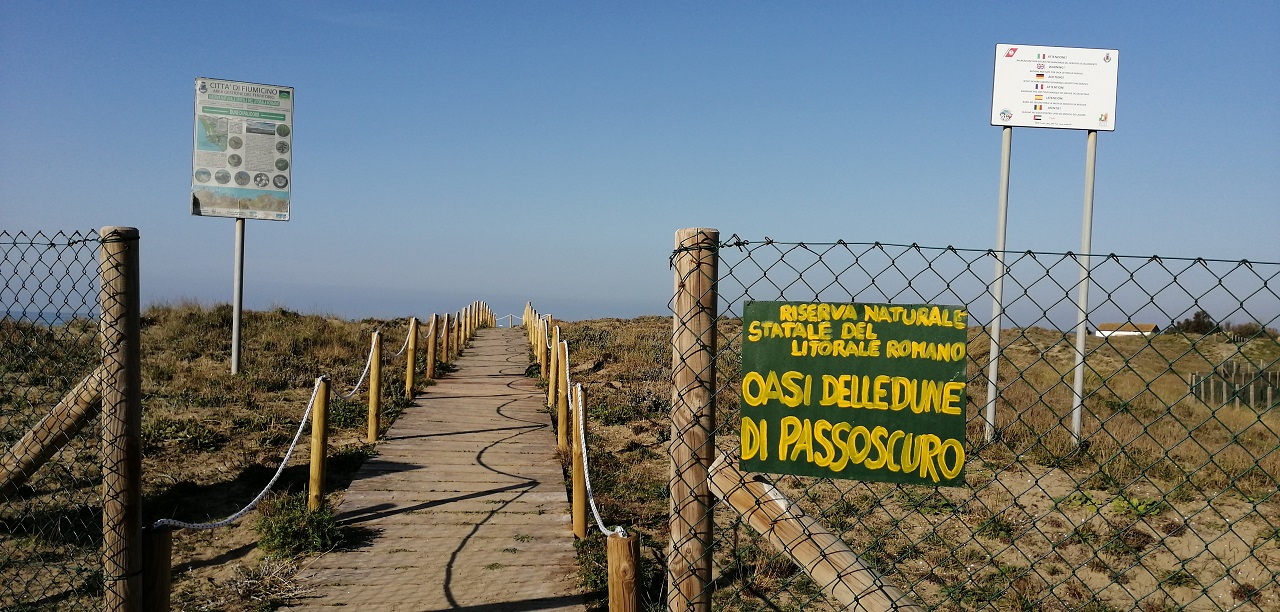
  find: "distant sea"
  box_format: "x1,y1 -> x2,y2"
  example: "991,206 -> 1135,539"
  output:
2,311 -> 97,326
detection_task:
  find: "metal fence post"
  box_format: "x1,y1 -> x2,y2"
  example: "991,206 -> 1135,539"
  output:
669,227 -> 718,612
99,226 -> 142,612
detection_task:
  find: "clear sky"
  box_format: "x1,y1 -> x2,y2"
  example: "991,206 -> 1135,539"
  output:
3,2 -> 1277,321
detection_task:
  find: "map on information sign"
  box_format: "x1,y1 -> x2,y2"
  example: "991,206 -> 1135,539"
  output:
191,78 -> 294,221
991,44 -> 1118,131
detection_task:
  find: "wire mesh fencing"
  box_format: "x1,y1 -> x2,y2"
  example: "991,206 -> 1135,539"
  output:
670,231 -> 1280,611
1,230 -> 106,609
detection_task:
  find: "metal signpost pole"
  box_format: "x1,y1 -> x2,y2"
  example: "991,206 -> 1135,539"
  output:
991,45 -> 1116,447
1069,130 -> 1099,443
984,126 -> 1012,443
231,218 -> 245,374
191,78 -> 293,375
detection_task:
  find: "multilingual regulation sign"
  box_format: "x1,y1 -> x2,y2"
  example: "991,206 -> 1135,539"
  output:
739,301 -> 968,487
991,44 -> 1118,131
191,78 -> 294,220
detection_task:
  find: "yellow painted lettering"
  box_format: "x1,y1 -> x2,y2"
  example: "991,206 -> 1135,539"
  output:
813,420 -> 834,467
941,381 -> 965,415
885,430 -> 904,472
780,371 -> 804,408
939,438 -> 964,480
918,434 -> 942,483
778,416 -> 802,461
864,426 -> 890,470
790,419 -> 813,462
829,423 -> 851,471
890,376 -> 913,411
742,372 -> 765,406
914,379 -> 942,414
873,375 -> 891,409
900,433 -> 920,472
846,425 -> 871,465
741,417 -> 760,460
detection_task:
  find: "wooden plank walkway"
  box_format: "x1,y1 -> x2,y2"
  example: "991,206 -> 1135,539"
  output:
287,327 -> 585,611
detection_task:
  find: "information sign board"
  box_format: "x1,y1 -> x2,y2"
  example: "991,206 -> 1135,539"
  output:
192,78 -> 293,220
739,301 -> 968,487
991,44 -> 1118,131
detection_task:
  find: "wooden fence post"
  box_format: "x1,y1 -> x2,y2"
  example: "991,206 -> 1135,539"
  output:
558,340 -> 571,454
441,313 -> 452,365
404,317 -> 418,399
367,331 -> 382,444
100,226 -> 143,612
608,531 -> 641,612
669,227 -> 718,612
141,526 -> 172,611
454,310 -> 463,354
572,385 -> 587,539
708,455 -> 924,611
309,377 -> 330,511
539,319 -> 550,379
425,314 -> 438,380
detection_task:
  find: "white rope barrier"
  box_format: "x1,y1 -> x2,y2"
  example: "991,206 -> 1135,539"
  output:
392,325 -> 413,358
531,314 -> 630,538
496,314 -> 525,328
575,382 -> 626,537
152,377 -> 324,531
336,334 -> 377,401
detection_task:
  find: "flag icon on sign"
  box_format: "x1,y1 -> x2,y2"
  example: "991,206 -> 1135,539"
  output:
1035,73 -> 1045,79
1035,84 -> 1044,90
1034,105 -> 1043,110
1033,115 -> 1042,120
1035,95 -> 1043,100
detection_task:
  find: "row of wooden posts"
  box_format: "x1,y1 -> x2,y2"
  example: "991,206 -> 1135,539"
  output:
144,301 -> 495,611
1189,370 -> 1279,410
310,301 -> 496,510
522,303 -> 641,612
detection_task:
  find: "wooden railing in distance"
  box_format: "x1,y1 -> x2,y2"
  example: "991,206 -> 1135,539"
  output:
522,302 -> 638,612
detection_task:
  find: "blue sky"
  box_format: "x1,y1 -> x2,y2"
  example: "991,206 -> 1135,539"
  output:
3,2 -> 1277,321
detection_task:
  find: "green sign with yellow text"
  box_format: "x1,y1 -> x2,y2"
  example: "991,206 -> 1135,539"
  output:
739,301 -> 968,486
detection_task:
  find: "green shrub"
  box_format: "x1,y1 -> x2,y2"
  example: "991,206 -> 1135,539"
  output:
253,492 -> 342,557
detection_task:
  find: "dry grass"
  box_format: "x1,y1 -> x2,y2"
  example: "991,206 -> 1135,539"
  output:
557,316 -> 1280,611
2,301 -> 420,609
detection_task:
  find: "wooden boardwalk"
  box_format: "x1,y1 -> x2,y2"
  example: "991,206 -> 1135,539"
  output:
287,328 -> 585,611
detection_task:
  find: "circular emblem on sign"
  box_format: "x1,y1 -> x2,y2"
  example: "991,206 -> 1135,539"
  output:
272,175 -> 289,189
1104,53 -> 1111,63
999,109 -> 1013,122
254,173 -> 270,187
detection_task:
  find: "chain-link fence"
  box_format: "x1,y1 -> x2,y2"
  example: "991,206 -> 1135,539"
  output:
2,230 -> 105,609
670,230 -> 1280,611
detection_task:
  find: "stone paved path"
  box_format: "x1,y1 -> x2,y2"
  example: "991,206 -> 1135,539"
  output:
287,328 -> 585,611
